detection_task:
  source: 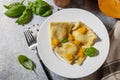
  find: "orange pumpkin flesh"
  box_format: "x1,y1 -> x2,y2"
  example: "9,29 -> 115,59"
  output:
98,0 -> 120,18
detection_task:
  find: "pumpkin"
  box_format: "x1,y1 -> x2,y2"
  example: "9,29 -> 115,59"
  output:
98,0 -> 120,18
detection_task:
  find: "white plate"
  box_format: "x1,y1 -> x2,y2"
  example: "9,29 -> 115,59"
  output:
37,8 -> 109,78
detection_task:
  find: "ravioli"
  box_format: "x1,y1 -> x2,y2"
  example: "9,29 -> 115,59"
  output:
50,22 -> 74,49
50,21 -> 97,65
72,22 -> 97,48
55,42 -> 78,63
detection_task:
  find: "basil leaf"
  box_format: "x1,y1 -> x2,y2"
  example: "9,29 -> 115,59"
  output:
4,2 -> 21,9
5,4 -> 26,18
36,0 -> 50,7
4,0 -> 53,25
84,47 -> 97,57
32,0 -> 52,16
18,55 -> 36,70
61,38 -> 68,43
32,0 -> 49,12
38,6 -> 50,15
41,9 -> 52,17
23,60 -> 33,70
16,6 -> 33,24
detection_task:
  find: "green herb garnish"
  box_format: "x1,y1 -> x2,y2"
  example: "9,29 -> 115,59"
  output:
4,2 -> 21,9
61,38 -> 68,43
16,2 -> 33,24
32,0 -> 52,17
18,55 -> 36,70
4,4 -> 26,18
84,47 -> 97,57
4,0 -> 53,25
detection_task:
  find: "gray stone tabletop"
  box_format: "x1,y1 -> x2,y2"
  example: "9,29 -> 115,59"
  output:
0,0 -> 117,80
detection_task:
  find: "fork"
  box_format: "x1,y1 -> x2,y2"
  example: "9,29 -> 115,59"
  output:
24,30 -> 52,80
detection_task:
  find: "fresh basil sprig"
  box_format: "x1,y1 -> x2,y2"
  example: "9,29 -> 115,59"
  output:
32,0 -> 52,17
5,4 -> 26,18
18,55 -> 36,70
4,0 -> 53,25
16,2 -> 33,24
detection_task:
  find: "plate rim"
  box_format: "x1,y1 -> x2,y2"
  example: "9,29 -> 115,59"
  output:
37,8 -> 110,78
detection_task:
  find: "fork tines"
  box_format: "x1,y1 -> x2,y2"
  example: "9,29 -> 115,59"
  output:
24,30 -> 36,46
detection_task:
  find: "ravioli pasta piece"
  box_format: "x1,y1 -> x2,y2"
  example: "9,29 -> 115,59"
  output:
50,22 -> 74,49
54,42 -> 78,63
75,57 -> 86,65
50,21 -> 97,65
72,22 -> 97,48
75,48 -> 86,65
72,21 -> 82,30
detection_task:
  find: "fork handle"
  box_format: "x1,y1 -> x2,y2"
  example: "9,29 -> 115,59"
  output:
33,44 -> 53,80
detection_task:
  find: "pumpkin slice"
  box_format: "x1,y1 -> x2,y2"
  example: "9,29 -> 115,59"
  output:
98,0 -> 120,18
